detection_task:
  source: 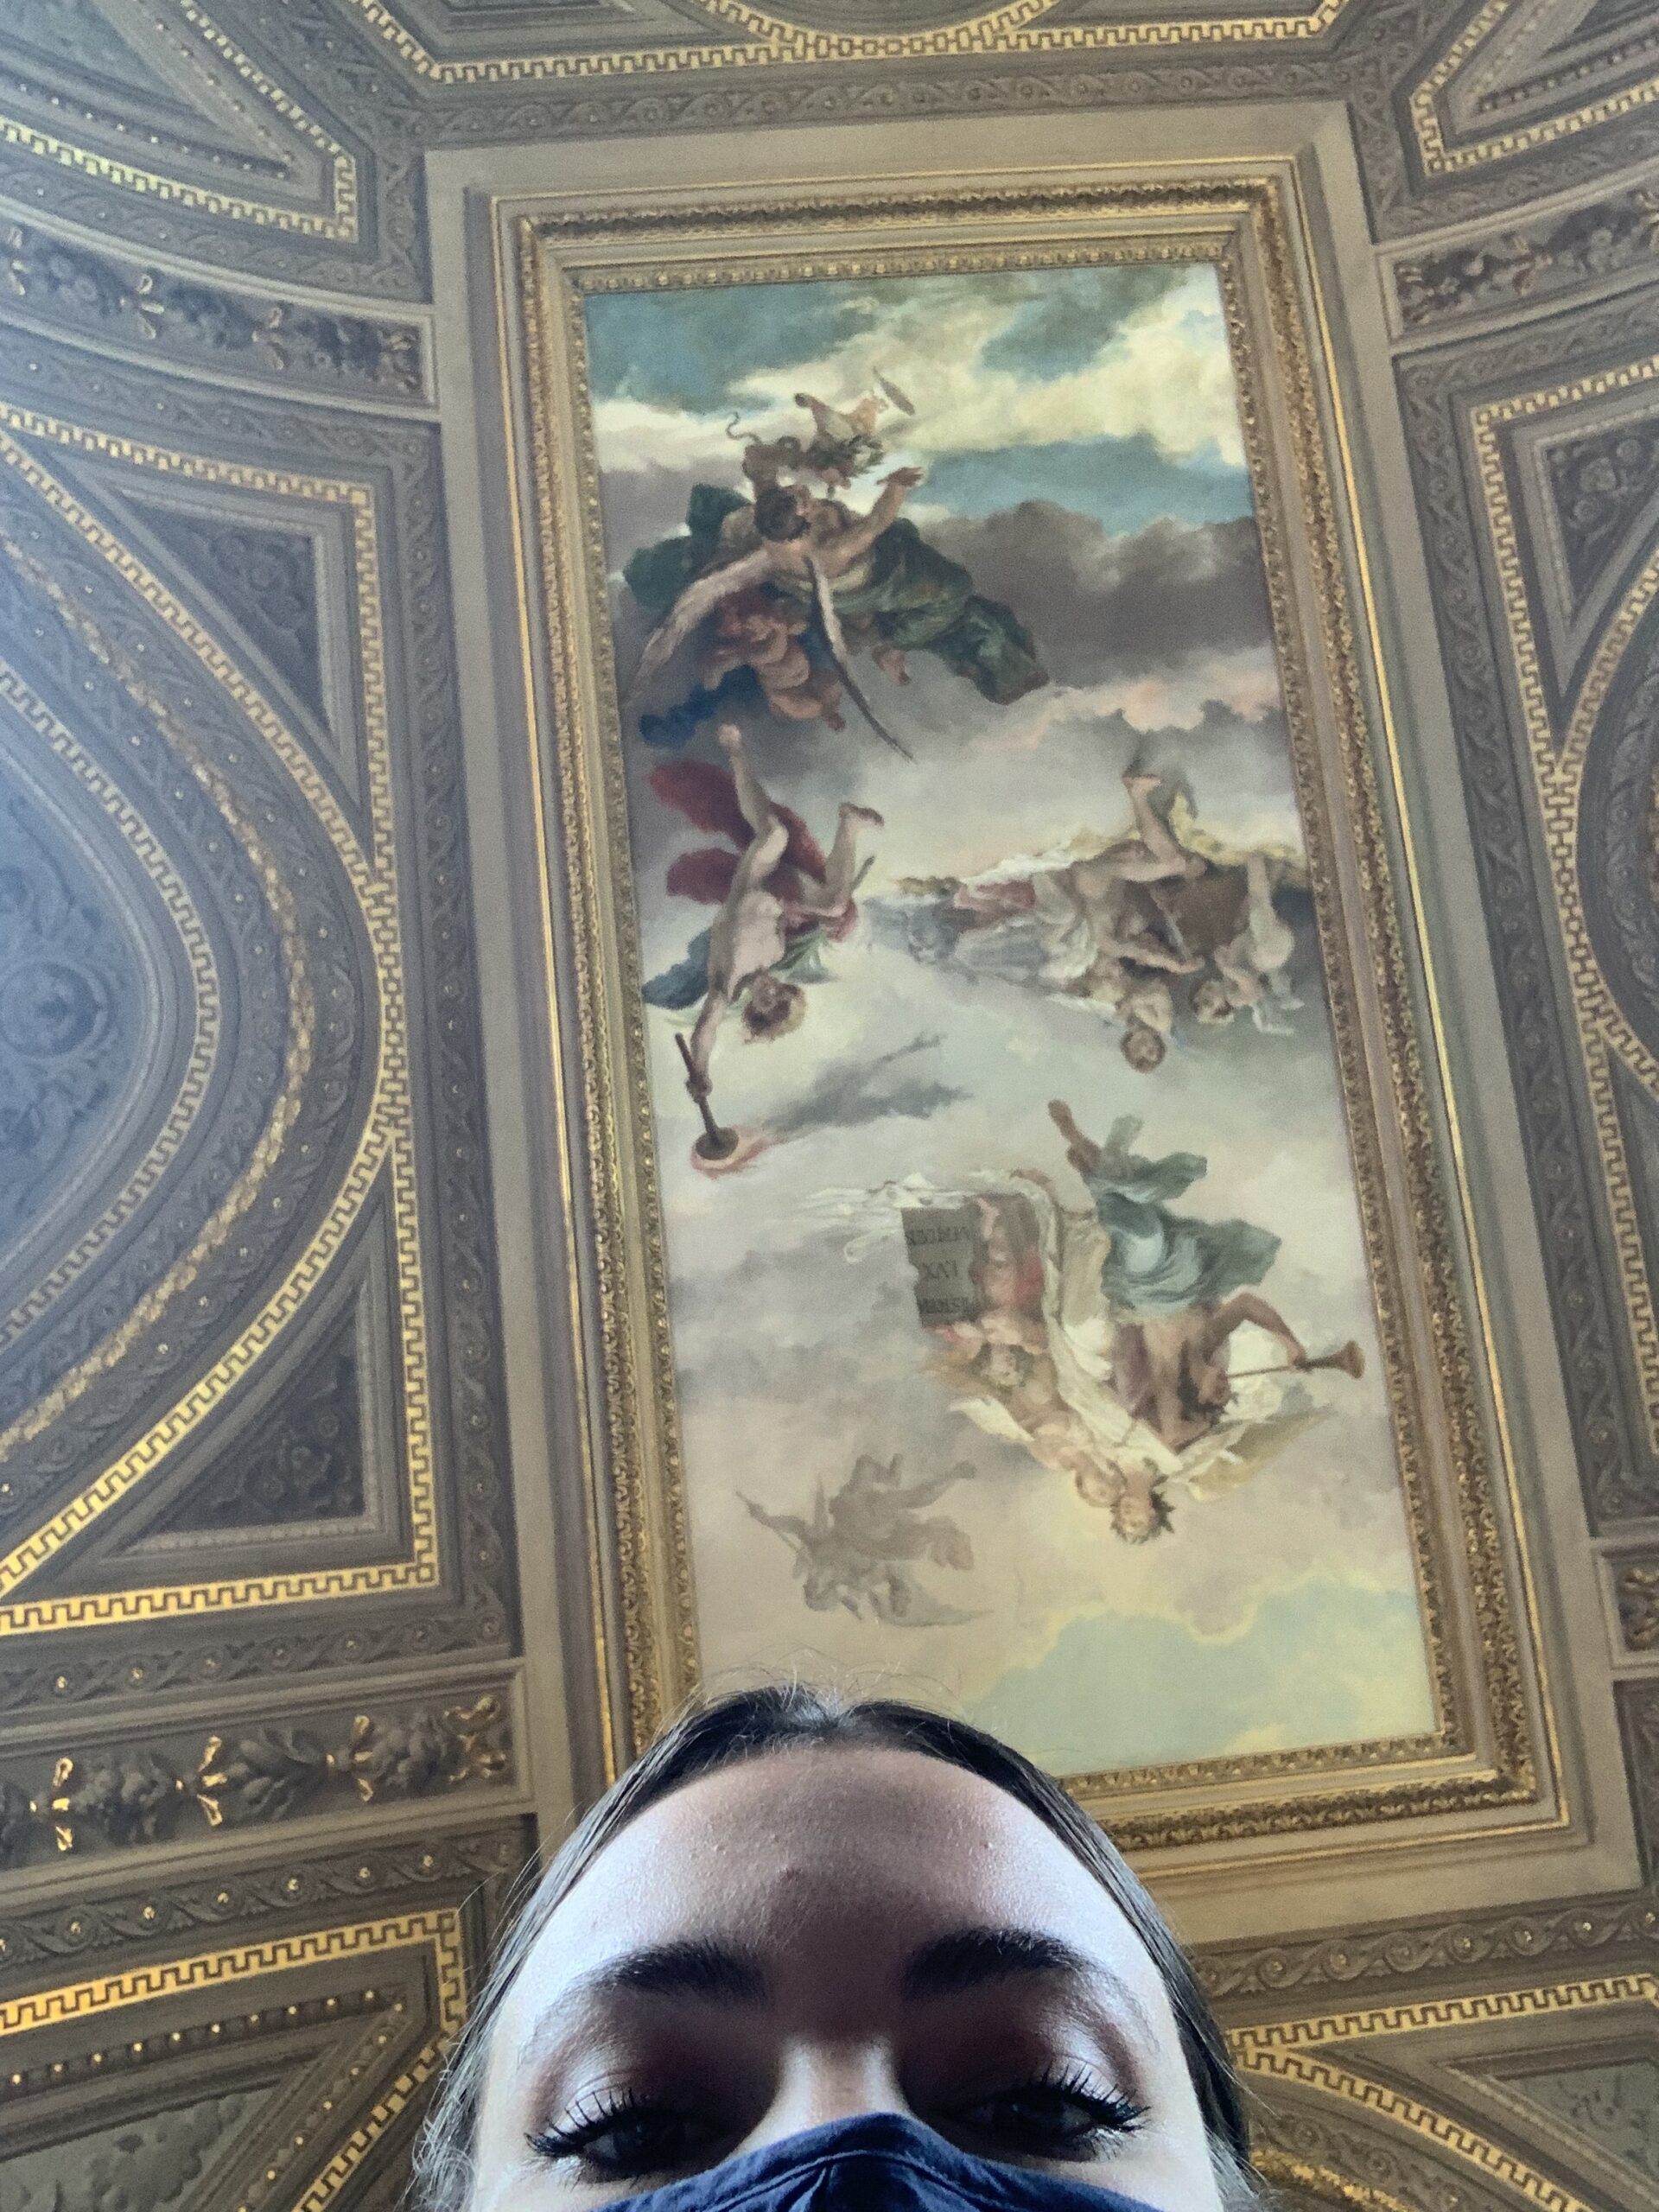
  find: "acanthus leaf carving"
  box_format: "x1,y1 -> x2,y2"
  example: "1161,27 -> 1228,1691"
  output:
46,1747 -> 188,1852
1395,289 -> 1659,1525
1617,1557 -> 1659,1649
197,1699 -> 512,1827
1,220 -> 425,398
0,1775 -> 36,1869
1547,419 -> 1659,607
1395,185 -> 1659,331
0,1694 -> 512,1868
160,1335 -> 365,1535
346,1693 -> 510,1802
194,1727 -> 337,1827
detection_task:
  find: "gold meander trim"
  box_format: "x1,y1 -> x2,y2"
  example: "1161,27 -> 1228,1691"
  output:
1,1910 -> 467,2212
0,495 -> 320,1467
0,664 -> 221,1353
1251,2161 -> 1413,2212
1472,355 -> 1659,1452
1233,1976 -> 1659,2212
515,174 -> 1535,1844
346,0 -> 1352,86
703,0 -> 1353,50
0,0 -> 359,238
0,410 -> 436,1630
0,1910 -> 467,2033
1409,0 -> 1659,175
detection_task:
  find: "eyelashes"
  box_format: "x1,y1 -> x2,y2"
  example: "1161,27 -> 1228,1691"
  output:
953,2063 -> 1148,2159
528,2066 -> 1148,2183
528,2086 -> 721,2181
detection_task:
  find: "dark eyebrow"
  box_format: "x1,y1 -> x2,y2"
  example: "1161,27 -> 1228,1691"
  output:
901,1925 -> 1149,2029
574,1937 -> 767,2007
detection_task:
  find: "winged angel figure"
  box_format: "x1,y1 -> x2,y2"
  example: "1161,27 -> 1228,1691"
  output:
621,395 -> 1048,747
744,1453 -> 983,1626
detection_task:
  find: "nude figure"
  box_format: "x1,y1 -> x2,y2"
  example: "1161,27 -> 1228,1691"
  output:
749,469 -> 926,587
683,725 -> 880,1097
701,589 -> 846,729
1188,852 -> 1302,1033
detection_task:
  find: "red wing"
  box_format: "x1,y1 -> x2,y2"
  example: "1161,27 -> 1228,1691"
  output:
664,848 -> 740,906
647,758 -> 827,880
649,759 -> 750,845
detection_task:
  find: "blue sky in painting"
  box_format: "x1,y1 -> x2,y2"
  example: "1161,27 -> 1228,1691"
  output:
584,262 -> 1255,530
586,281 -> 879,412
585,265 -> 1185,411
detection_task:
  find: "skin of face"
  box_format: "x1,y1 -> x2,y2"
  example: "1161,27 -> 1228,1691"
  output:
1112,1494 -> 1162,1542
471,1747 -> 1225,2211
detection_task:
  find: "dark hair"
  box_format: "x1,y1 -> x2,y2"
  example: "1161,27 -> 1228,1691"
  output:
411,1684 -> 1255,2209
739,976 -> 805,1041
1121,1022 -> 1167,1071
970,1339 -> 1037,1385
1110,1476 -> 1176,1544
753,483 -> 810,542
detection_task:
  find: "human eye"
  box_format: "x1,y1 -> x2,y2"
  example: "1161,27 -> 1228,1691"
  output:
528,2088 -> 728,2183
950,2063 -> 1148,2163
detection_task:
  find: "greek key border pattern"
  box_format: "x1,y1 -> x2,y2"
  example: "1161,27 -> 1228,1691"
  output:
1234,1973 -> 1659,2050
0,0 -> 359,238
0,662 -> 222,1353
1,1909 -> 467,2212
0,1909 -> 464,2034
346,0 -> 1352,85
1471,353 -> 1659,1450
1233,1975 -> 1659,2212
0,409 -> 438,1628
0,480 -> 321,1472
1409,0 -> 1659,177
1256,2058 -> 1598,2212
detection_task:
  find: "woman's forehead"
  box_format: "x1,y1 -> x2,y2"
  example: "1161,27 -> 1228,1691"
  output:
512,1748 -> 1156,1998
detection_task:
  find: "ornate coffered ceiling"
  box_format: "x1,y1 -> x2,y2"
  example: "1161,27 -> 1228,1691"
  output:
0,2 -> 1656,2206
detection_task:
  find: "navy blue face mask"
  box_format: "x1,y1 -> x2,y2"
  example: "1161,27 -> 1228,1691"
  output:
601,2113 -> 1166,2212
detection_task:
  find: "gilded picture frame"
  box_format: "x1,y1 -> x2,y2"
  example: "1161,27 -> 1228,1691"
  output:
508,168 -> 1539,1852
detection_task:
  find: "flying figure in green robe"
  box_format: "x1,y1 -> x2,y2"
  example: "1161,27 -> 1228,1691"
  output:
623,467 -> 1049,740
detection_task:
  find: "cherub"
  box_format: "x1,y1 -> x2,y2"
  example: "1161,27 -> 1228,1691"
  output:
1048,1100 -> 1313,1460
625,466 -> 1046,725
627,469 -> 927,703
792,390 -> 888,487
701,587 -> 845,729
744,1452 -> 982,1625
919,771 -> 1205,1071
732,388 -> 893,497
645,725 -> 881,1099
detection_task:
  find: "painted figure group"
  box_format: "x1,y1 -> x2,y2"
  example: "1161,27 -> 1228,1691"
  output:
623,392 -> 1359,1589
